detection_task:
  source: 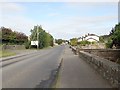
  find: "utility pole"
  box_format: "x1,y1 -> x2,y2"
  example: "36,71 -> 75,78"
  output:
37,25 -> 39,49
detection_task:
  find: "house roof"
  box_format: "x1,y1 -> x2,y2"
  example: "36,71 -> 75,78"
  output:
78,33 -> 99,40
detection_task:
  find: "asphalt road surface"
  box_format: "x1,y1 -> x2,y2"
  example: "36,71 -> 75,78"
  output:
58,46 -> 112,88
2,45 -> 65,88
2,45 -> 113,88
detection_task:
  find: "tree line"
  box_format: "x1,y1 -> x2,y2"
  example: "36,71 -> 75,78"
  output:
0,25 -> 54,49
70,38 -> 92,46
55,39 -> 69,45
0,27 -> 28,45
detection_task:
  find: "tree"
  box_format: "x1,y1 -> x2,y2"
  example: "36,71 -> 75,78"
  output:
70,38 -> 78,46
1,27 -> 28,45
30,25 -> 54,49
99,35 -> 110,43
106,23 -> 120,48
111,23 -> 120,48
55,39 -> 63,45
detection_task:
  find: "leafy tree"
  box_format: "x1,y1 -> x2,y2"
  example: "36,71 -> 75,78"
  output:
106,23 -> 120,48
105,39 -> 113,48
111,23 -> 120,48
70,38 -> 78,46
30,25 -> 54,49
1,27 -> 28,45
55,39 -> 63,45
99,35 -> 110,43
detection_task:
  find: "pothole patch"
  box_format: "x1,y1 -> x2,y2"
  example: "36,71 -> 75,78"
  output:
35,58 -> 63,88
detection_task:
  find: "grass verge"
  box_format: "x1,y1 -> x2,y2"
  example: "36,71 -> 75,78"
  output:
51,58 -> 63,88
0,50 -> 16,58
51,67 -> 61,88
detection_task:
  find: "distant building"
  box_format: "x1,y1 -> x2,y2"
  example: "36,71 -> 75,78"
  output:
78,33 -> 99,42
53,39 -> 58,46
85,34 -> 99,42
78,37 -> 83,42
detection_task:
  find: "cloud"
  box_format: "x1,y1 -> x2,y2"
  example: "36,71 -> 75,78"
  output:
73,15 -> 117,25
0,3 -> 32,35
0,2 -> 118,40
47,15 -> 117,30
1,16 -> 36,35
0,3 -> 24,14
44,15 -> 117,39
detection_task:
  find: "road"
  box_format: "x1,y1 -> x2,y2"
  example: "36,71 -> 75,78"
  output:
2,45 -> 112,88
2,45 -> 65,88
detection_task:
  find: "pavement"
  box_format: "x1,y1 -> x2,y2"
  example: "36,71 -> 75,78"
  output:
58,46 -> 112,88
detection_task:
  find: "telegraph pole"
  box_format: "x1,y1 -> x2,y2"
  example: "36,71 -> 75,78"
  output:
37,25 -> 39,49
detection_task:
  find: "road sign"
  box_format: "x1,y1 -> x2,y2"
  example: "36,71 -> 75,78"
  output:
31,41 -> 38,46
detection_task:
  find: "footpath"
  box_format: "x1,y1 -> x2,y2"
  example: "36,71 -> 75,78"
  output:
58,46 -> 112,88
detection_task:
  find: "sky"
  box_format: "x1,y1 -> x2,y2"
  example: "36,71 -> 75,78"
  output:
0,0 -> 119,40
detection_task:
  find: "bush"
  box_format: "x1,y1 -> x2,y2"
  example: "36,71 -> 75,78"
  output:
25,41 -> 30,49
79,40 -> 91,46
91,42 -> 96,44
70,38 -> 78,46
105,39 -> 113,48
107,23 -> 120,48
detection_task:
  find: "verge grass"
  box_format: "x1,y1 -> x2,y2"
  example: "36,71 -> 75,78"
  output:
0,50 -> 16,58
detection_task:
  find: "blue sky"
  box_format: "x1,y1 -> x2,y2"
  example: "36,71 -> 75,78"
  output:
0,1 -> 118,40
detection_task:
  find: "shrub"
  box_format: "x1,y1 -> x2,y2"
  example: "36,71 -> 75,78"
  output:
105,39 -> 113,48
25,41 -> 30,49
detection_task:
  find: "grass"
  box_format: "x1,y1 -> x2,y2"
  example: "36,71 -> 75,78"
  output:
0,50 -> 16,58
52,69 -> 61,88
51,59 -> 63,88
29,46 -> 53,50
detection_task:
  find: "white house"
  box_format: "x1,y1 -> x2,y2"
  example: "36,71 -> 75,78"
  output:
85,34 -> 99,42
78,37 -> 83,42
78,34 -> 99,42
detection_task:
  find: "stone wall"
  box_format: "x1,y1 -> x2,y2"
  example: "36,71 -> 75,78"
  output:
70,46 -> 120,88
78,49 -> 120,63
79,51 -> 120,88
2,45 -> 25,50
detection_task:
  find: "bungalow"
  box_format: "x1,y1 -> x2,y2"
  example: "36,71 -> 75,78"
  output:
78,33 -> 99,42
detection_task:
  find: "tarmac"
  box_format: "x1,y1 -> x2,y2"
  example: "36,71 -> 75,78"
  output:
58,46 -> 112,88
